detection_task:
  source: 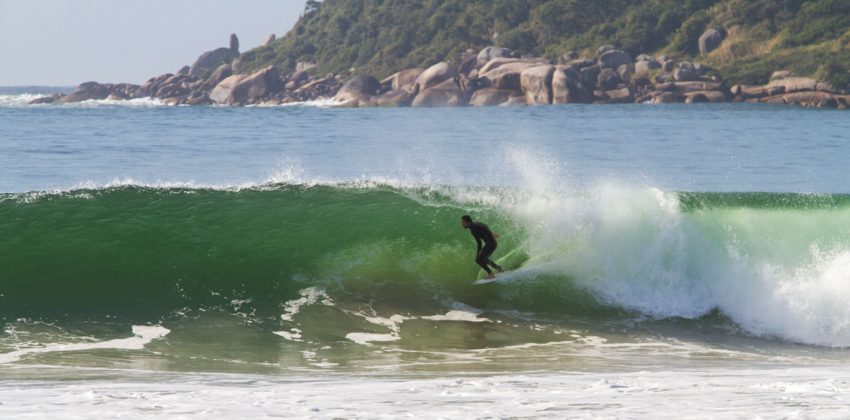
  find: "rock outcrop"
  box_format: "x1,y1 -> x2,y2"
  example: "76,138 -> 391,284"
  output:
26,37 -> 848,111
414,62 -> 456,93
699,27 -> 726,55
335,75 -> 382,106
412,79 -> 462,107
185,34 -> 241,78
190,48 -> 239,78
57,82 -> 140,103
469,88 -> 521,107
521,65 -> 556,105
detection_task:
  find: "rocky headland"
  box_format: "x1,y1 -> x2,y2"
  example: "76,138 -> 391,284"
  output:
31,29 -> 850,110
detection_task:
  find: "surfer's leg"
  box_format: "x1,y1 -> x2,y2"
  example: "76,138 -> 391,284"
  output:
476,253 -> 493,274
482,244 -> 502,272
478,245 -> 497,276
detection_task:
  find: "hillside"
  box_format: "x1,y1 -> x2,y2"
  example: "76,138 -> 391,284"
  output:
239,0 -> 850,89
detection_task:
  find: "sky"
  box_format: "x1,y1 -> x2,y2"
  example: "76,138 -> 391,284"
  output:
0,0 -> 307,86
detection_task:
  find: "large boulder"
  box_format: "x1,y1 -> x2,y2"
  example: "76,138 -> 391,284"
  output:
762,91 -> 837,108
468,88 -> 520,107
597,68 -> 621,90
479,57 -> 549,74
138,73 -> 173,97
480,61 -> 541,90
476,46 -> 516,67
596,45 -> 617,57
230,66 -> 282,105
767,77 -> 832,93
199,64 -> 233,91
335,75 -> 382,105
414,62 -> 456,93
635,58 -> 661,74
567,58 -> 596,69
411,79 -> 463,107
29,93 -> 66,104
286,70 -> 310,90
381,68 -> 425,92
552,67 -> 590,104
209,75 -> 246,104
580,65 -> 601,90
656,81 -> 725,95
651,92 -> 680,104
58,82 -> 116,103
292,76 -> 341,101
699,27 -> 726,55
521,65 -> 556,105
562,50 -> 579,61
56,82 -> 142,103
375,89 -> 415,107
673,62 -> 698,82
229,33 -> 240,53
618,64 -> 633,83
684,90 -> 727,103
262,33 -> 276,47
190,47 -> 239,78
209,66 -> 282,105
604,86 -> 635,103
598,49 -> 632,69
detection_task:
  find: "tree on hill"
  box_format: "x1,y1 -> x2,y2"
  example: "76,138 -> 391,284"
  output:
238,0 -> 850,89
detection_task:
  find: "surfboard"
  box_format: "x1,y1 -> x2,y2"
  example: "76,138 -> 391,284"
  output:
474,247 -> 530,284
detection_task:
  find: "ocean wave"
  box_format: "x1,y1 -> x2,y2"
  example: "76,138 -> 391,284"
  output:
3,180 -> 850,346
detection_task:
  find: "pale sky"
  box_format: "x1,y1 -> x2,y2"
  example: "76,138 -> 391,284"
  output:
0,0 -> 307,86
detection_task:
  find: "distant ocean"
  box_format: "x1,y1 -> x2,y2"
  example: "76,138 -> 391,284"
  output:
2,86 -> 850,418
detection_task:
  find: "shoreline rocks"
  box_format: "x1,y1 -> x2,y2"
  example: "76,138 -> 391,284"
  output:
28,34 -> 848,110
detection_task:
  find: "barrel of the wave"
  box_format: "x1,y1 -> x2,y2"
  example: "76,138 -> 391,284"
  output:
0,184 -> 486,321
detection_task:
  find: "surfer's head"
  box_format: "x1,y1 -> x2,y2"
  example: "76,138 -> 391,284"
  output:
461,215 -> 472,228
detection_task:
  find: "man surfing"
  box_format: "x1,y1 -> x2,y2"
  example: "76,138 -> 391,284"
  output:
461,215 -> 503,279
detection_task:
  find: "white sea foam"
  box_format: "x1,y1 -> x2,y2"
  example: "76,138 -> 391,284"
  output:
345,333 -> 401,345
421,310 -> 491,323
1,368 -> 849,418
0,325 -> 170,364
0,93 -> 167,108
265,97 -> 345,108
0,94 -> 46,107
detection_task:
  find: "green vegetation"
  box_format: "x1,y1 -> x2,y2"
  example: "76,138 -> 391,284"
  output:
238,0 -> 850,89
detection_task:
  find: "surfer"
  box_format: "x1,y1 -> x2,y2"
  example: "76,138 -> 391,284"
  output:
461,215 -> 503,279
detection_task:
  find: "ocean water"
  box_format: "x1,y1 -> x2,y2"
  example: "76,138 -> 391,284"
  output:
2,87 -> 850,418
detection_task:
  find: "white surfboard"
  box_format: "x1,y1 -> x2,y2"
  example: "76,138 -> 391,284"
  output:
472,267 -> 528,285
474,247 -> 530,284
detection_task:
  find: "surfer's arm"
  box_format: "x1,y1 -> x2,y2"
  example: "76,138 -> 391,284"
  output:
475,236 -> 482,253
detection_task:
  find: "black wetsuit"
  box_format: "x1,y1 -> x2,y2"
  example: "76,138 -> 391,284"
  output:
469,222 -> 503,274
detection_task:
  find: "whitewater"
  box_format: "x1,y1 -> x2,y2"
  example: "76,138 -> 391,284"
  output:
2,88 -> 850,417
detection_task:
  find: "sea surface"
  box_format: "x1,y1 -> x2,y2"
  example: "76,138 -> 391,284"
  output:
2,87 -> 850,418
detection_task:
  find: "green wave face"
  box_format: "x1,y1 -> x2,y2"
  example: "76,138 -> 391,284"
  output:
4,185 -> 850,346
0,185 -> 496,320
